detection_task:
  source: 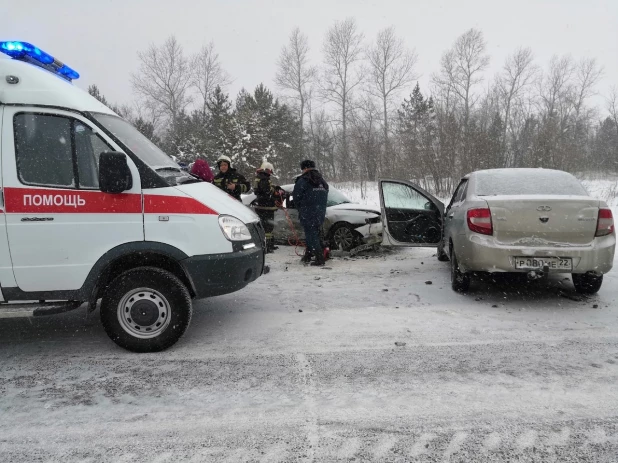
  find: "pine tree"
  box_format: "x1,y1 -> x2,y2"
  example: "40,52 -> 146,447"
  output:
88,84 -> 110,107
231,84 -> 300,180
206,86 -> 235,159
397,84 -> 438,186
593,117 -> 618,171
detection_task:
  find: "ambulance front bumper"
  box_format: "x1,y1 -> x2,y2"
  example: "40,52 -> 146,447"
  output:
181,222 -> 266,299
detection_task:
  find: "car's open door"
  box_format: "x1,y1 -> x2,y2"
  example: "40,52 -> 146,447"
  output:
378,179 -> 445,247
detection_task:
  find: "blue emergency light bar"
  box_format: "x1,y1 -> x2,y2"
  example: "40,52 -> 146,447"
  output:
0,41 -> 80,81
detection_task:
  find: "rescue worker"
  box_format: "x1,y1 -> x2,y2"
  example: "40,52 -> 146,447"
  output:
213,154 -> 250,201
252,161 -> 285,253
190,158 -> 215,183
292,160 -> 329,266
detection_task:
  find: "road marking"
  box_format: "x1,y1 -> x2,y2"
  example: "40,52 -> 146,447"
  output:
295,353 -> 319,462
443,431 -> 468,460
336,437 -> 361,459
372,435 -> 398,458
546,427 -> 570,447
260,442 -> 289,463
586,427 -> 611,445
410,433 -> 437,457
483,432 -> 502,452
516,430 -> 537,451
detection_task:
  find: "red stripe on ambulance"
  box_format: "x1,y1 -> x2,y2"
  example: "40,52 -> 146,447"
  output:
4,187 -> 142,213
144,194 -> 217,215
3,187 -> 218,215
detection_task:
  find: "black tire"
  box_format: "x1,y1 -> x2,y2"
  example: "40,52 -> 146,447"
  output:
572,273 -> 603,295
329,222 -> 360,251
450,248 -> 470,292
437,241 -> 449,262
100,267 -> 192,353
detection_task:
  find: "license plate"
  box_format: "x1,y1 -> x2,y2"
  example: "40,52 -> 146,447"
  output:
514,257 -> 572,271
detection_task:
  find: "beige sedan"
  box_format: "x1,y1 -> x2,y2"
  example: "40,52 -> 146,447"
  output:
378,169 -> 615,294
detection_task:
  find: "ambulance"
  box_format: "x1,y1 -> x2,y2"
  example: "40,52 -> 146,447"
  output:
0,42 -> 267,352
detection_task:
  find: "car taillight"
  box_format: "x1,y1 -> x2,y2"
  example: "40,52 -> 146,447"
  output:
467,208 -> 493,235
595,208 -> 615,237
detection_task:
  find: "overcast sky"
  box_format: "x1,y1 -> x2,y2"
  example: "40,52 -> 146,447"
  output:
2,0 -> 617,114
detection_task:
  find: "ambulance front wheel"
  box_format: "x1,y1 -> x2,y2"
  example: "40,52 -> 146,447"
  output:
100,267 -> 193,353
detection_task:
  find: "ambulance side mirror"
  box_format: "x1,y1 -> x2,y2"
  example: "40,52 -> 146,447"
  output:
99,152 -> 133,194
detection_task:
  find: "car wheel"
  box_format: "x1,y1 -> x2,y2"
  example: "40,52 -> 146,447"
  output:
437,241 -> 449,262
329,223 -> 360,251
100,267 -> 193,352
450,248 -> 470,292
572,273 -> 603,294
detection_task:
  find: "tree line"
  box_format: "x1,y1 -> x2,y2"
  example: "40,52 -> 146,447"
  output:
89,21 -> 618,192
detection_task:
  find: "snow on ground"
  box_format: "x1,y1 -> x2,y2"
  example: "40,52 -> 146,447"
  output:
1,244 -> 618,461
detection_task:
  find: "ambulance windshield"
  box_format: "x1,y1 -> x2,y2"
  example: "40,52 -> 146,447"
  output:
92,113 -> 197,185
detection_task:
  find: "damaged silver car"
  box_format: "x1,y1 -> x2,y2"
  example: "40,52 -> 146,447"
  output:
242,184 -> 382,251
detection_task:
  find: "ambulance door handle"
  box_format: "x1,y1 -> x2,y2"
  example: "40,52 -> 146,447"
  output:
21,217 -> 54,222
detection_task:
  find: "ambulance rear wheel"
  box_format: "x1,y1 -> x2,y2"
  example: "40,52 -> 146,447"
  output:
100,267 -> 192,353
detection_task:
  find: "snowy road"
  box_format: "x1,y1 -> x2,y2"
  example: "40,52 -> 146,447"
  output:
1,246 -> 618,462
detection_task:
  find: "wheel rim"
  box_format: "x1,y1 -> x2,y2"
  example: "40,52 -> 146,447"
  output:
117,288 -> 172,339
333,227 -> 354,250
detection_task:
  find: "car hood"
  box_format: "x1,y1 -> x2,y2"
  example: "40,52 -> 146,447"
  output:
328,203 -> 380,215
175,183 -> 260,224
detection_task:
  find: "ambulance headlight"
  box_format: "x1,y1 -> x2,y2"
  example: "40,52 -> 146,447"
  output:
218,215 -> 252,242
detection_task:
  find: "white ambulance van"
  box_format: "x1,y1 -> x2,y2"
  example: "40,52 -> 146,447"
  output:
0,42 -> 267,352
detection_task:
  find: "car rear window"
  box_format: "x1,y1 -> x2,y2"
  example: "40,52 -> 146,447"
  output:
475,170 -> 588,196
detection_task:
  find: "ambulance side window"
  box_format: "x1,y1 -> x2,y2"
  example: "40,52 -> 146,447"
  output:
14,113 -> 112,190
14,114 -> 74,187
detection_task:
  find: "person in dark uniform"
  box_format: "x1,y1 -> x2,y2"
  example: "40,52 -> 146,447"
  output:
292,160 -> 329,266
213,154 -> 250,201
252,161 -> 285,253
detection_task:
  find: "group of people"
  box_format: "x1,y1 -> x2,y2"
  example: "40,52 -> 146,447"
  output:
188,155 -> 329,266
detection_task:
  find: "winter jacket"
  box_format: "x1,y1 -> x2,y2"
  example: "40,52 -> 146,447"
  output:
213,168 -> 250,201
190,159 -> 214,183
253,170 -> 283,210
292,169 -> 329,226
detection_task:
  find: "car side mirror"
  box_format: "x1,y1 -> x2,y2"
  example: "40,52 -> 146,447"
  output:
424,201 -> 433,210
99,152 -> 133,194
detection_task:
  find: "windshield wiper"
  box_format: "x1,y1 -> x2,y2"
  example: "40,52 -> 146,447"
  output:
156,167 -> 182,173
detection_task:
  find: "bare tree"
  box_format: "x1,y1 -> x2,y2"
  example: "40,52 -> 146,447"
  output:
497,47 -> 538,165
366,26 -> 418,176
132,36 -> 193,125
433,29 -> 490,171
321,18 -> 365,179
276,28 -> 317,158
191,42 -> 232,116
572,57 -> 603,117
608,86 -> 618,138
538,55 -> 575,117
350,95 -> 381,182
